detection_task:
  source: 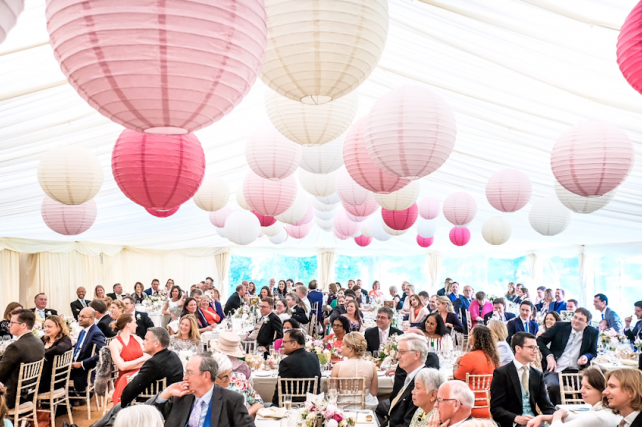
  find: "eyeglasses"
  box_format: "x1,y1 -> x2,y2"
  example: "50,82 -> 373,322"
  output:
436,398 -> 460,404
520,345 -> 538,351
184,370 -> 203,377
8,321 -> 23,326
282,340 -> 296,344
397,349 -> 418,356
217,374 -> 230,382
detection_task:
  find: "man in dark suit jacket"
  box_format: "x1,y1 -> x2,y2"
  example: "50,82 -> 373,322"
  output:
70,307 -> 106,394
106,283 -> 125,301
123,296 -> 155,339
506,301 -> 538,344
121,328 -> 183,407
391,352 -> 439,399
31,293 -> 58,323
453,285 -> 474,316
89,299 -> 116,338
144,279 -> 161,296
0,310 -> 45,408
70,286 -> 91,320
536,308 -> 598,405
248,298 -> 283,353
152,353 -> 254,427
490,332 -> 555,427
483,297 -> 517,325
365,307 -> 403,353
625,301 -> 642,342
224,285 -> 246,316
307,281 -> 324,323
286,293 -> 309,324
272,329 -> 321,406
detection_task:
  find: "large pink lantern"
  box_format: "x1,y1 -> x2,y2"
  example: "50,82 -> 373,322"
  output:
334,210 -> 359,237
365,86 -> 457,179
252,211 -> 277,227
209,205 -> 233,228
285,222 -> 313,239
146,206 -> 180,217
342,200 -> 378,217
345,211 -> 368,222
418,197 -> 441,220
46,0 -> 267,134
292,203 -> 314,226
416,235 -> 434,248
551,121 -> 634,197
618,3 -> 642,96
343,117 -> 410,193
485,169 -> 532,212
381,203 -> 418,231
443,192 -> 477,226
333,228 -> 350,240
449,227 -> 470,246
112,130 -> 206,210
41,197 -> 97,235
243,172 -> 297,217
354,235 -> 372,247
245,124 -> 302,180
336,170 -> 374,206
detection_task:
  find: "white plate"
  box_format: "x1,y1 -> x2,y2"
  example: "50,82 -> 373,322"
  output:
253,370 -> 274,377
377,371 -> 386,376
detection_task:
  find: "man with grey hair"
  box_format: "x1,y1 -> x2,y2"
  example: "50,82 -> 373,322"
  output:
224,284 -> 246,316
434,380 -> 474,426
365,307 -> 403,353
153,353 -> 253,427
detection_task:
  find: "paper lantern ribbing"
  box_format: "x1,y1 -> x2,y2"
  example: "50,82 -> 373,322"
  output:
528,197 -> 572,236
382,221 -> 407,236
236,190 -> 250,210
112,130 -> 205,210
38,145 -> 104,205
443,192 -> 477,226
365,216 -> 391,241
342,200 -> 378,217
418,197 -> 441,220
224,210 -> 261,245
275,192 -> 309,224
298,169 -> 337,197
481,217 -> 511,245
618,3 -> 642,97
315,209 -> 336,221
269,228 -> 288,244
266,90 -> 358,146
316,217 -> 333,232
417,235 -> 434,248
312,198 -> 338,213
554,182 -> 615,214
551,121 -> 634,197
209,206 -> 233,228
261,0 -> 388,105
299,139 -> 345,174
292,203 -> 314,226
343,117 -> 410,194
416,218 -> 437,239
146,206 -> 180,217
333,228 -> 350,240
316,194 -> 341,205
336,170 -> 374,206
243,172 -> 297,216
245,124 -> 302,180
346,212 -> 368,223
355,235 -> 372,247
46,0 -> 267,134
374,180 -> 420,211
215,226 -> 227,239
334,210 -> 359,237
262,222 -> 283,237
485,169 -> 532,212
193,176 -> 230,212
252,211 -> 277,227
449,227 -> 470,246
285,222 -> 313,239
0,0 -> 23,44
382,204 -> 418,231
365,86 -> 457,179
41,197 -> 97,235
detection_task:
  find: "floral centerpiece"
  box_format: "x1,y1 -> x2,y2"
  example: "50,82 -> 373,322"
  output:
599,328 -> 628,350
144,293 -> 166,313
379,334 -> 398,365
560,310 -> 574,322
31,322 -> 44,339
535,311 -> 547,329
634,337 -> 642,353
305,337 -> 336,365
298,398 -> 355,427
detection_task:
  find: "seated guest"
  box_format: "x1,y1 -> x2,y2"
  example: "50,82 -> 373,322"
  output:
224,284 -> 246,316
91,299 -> 116,338
535,288 -> 555,314
180,297 -> 213,333
0,302 -> 22,338
295,285 -> 312,315
131,282 -> 146,304
274,298 -> 290,322
110,299 -> 126,320
144,279 -> 161,296
166,278 -> 176,292
489,332 -> 555,427
258,286 -> 271,299
535,285 -> 546,305
94,285 -> 107,301
487,320 -> 514,366
483,297 -> 516,324
247,297 -> 283,354
436,278 -> 452,298
603,369 -> 642,427
331,332 -> 378,409
453,285 -> 474,319
344,300 -> 364,332
212,331 -> 252,379
168,314 -> 201,353
549,288 -> 567,313
70,307 -> 105,399
365,307 -> 403,353
283,318 -> 307,337
0,309 -> 45,408
70,286 -> 91,320
285,293 -> 309,325
507,301 -> 538,344
124,296 -> 155,339
408,295 -> 429,327
433,380 -> 474,426
389,286 -> 401,310
418,291 -> 430,307
593,293 -> 623,332
325,315 -> 350,353
505,282 -> 518,303
40,315 -> 73,392
566,299 -> 578,312
107,283 -> 125,301
152,353 -> 254,427
369,281 -> 384,299
330,293 -> 344,311
599,319 -> 610,332
418,312 -> 452,352
408,368 -> 446,427
247,282 -> 257,297
209,289 -> 225,321
447,282 -> 461,303
162,285 -> 184,322
212,352 -> 263,418
120,327 -> 183,408
537,311 -> 561,337
31,293 -> 57,324
272,329 -> 321,406
198,294 -> 221,325
308,280 -> 324,322
274,280 -> 288,300
625,300 -> 642,342
114,405 -> 164,427
436,296 -> 464,334
469,291 -> 493,328
536,307 -> 598,406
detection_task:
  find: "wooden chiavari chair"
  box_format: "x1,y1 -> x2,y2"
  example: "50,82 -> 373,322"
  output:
276,376 -> 318,407
9,358 -> 44,427
36,350 -> 73,427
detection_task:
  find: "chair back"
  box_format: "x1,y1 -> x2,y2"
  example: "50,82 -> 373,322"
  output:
50,349 -> 74,393
105,336 -> 116,346
465,373 -> 493,410
559,372 -> 583,405
14,358 -> 44,410
307,312 -> 317,335
464,310 -> 472,332
277,376 -> 318,407
241,340 -> 257,355
134,378 -> 167,404
327,377 -> 366,409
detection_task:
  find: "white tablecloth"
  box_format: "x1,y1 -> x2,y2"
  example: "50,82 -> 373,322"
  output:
592,359 -> 638,372
149,313 -> 164,328
256,409 -> 379,427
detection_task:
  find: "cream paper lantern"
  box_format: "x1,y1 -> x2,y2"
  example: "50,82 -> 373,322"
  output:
262,222 -> 283,237
299,138 -> 345,173
416,218 -> 437,239
236,190 -> 250,210
193,176 -> 230,212
315,209 -> 336,221
275,192 -> 309,224
528,197 -> 572,236
224,210 -> 261,245
261,0 -> 388,105
316,217 -> 334,231
266,90 -> 358,146
316,193 -> 341,205
482,216 -> 512,245
554,182 -> 615,214
360,220 -> 373,238
374,180 -> 420,211
298,169 -> 337,197
0,0 -> 24,44
269,228 -> 288,244
38,145 -> 104,205
382,221 -> 407,236
312,197 -> 338,212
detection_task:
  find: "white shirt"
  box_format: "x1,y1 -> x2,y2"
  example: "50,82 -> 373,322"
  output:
620,411 -> 640,427
302,298 -> 311,315
404,364 -> 425,388
449,419 -> 469,427
549,402 -> 622,427
512,359 -> 530,391
555,328 -> 584,372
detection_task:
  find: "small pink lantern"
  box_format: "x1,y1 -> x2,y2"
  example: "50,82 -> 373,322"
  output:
342,200 -> 378,217
333,228 -> 350,240
245,124 -> 302,180
343,117 -> 410,194
337,170 -> 374,206
551,121 -> 634,197
334,210 -> 359,237
485,169 -> 532,212
41,197 -> 97,235
418,197 -> 441,220
417,235 -> 434,248
381,203 -> 418,231
443,192 -> 477,226
449,227 -> 470,246
209,205 -> 233,228
146,206 -> 180,217
112,130 -> 206,210
285,222 -> 313,239
618,2 -> 642,96
46,0 -> 267,134
252,211 -> 277,227
292,203 -> 314,226
243,172 -> 297,217
354,235 -> 372,247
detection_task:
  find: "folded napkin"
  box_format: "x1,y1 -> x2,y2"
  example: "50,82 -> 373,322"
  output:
620,359 -> 638,366
258,407 -> 287,419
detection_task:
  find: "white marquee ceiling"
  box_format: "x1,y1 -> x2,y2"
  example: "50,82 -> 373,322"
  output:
1,0 -> 642,256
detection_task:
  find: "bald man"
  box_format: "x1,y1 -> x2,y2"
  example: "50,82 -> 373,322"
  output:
70,286 -> 91,320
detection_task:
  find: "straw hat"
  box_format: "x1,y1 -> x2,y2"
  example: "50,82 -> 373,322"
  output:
211,331 -> 245,358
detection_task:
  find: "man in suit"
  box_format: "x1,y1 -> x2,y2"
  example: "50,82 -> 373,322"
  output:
307,280 -> 324,323
490,332 -> 555,427
90,299 -> 116,338
152,353 -> 254,427
625,301 -> 642,342
549,288 -> 568,313
123,296 -> 155,339
427,295 -> 438,313
536,307 -> 598,406
295,284 -> 312,315
453,285 -> 474,316
272,329 -> 321,406
70,307 -> 106,397
326,292 -> 357,325
0,309 -> 45,408
365,307 -> 403,353
594,293 -> 623,332
121,327 -> 183,407
434,381 -> 474,426
247,297 -> 283,354
144,278 -> 161,296
507,301 -> 538,344
286,293 -> 309,325
390,347 -> 440,402
436,278 -> 451,297
70,286 -> 91,320
483,297 -> 517,325
107,283 -> 125,301
603,369 -> 642,427
566,299 -> 578,312
31,293 -> 57,324
224,284 -> 246,316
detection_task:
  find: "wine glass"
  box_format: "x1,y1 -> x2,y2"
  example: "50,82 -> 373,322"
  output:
283,395 -> 293,415
372,351 -> 379,360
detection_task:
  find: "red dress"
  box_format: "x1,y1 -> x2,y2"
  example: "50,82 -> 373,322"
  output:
112,335 -> 143,405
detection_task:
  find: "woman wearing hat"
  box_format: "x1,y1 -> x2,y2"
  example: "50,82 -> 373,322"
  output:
212,330 -> 252,380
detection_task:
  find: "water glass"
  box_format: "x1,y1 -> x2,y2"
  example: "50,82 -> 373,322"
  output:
372,351 -> 379,360
283,395 -> 293,414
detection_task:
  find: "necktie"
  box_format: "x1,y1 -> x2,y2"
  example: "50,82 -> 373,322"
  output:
524,321 -> 528,333
602,313 -> 605,320
81,300 -> 86,307
521,366 -> 529,394
380,330 -> 386,346
389,377 -> 412,413
619,420 -> 626,427
74,330 -> 86,358
189,399 -> 204,427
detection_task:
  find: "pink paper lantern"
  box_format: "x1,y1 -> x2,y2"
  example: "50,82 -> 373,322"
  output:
209,205 -> 233,228
285,222 -> 313,239
41,197 -> 97,235
112,130 -> 206,210
345,211 -> 368,223
365,86 -> 457,179
46,0 -> 267,134
342,200 -> 378,217
292,203 -> 314,226
333,228 -> 350,240
418,197 -> 441,220
618,3 -> 642,96
486,169 -> 532,212
416,235 -> 434,248
551,121 -> 634,197
243,172 -> 297,217
252,211 -> 277,227
449,227 -> 470,246
381,203 -> 418,231
443,192 -> 477,226
245,124 -> 302,180
343,117 -> 410,194
354,235 -> 372,247
334,210 -> 359,237
146,206 -> 180,217
336,170 -> 374,206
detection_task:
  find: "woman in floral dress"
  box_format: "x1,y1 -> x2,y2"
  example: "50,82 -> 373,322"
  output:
212,353 -> 263,417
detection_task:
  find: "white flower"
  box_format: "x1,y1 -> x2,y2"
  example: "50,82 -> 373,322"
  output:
136,314 -> 141,320
327,420 -> 338,427
46,311 -> 52,316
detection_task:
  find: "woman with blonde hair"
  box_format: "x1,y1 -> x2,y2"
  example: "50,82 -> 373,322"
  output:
114,404 -> 164,427
0,386 -> 11,427
504,282 -> 517,303
40,315 -> 73,392
168,314 -> 201,352
487,320 -> 514,366
132,282 -> 146,304
109,299 -> 126,320
436,296 -> 463,334
330,331 -> 378,409
0,302 -> 22,338
535,288 -> 555,314
94,285 -> 107,301
409,294 -> 429,327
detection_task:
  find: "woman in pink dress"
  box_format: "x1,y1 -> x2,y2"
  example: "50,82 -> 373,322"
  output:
109,313 -> 151,405
468,291 -> 494,328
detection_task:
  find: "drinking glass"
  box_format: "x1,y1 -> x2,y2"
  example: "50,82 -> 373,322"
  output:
283,395 -> 293,414
372,351 -> 379,360
327,387 -> 338,404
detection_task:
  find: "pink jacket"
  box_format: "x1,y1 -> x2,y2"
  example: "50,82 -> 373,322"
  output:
469,300 -> 494,327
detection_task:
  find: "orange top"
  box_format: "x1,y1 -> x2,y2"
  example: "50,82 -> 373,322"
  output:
454,349 -> 496,419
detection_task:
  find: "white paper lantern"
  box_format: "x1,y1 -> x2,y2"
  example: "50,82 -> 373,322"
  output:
41,197 -> 97,235
0,0 -> 24,44
315,209 -> 336,221
245,124 -> 302,180
285,221 -> 314,239
299,138 -> 345,174
269,228 -> 288,244
482,216 -> 512,245
416,218 -> 437,239
382,221 -> 407,236
224,210 -> 261,245
193,176 -> 230,212
236,190 -> 250,210
337,170 -> 374,206
266,89 -> 358,146
38,145 -> 104,205
262,222 -> 283,237
528,197 -> 572,236
316,217 -> 334,231
312,197 -> 339,212
215,226 -> 227,239
209,206 -> 233,228
365,216 -> 391,241
374,180 -> 420,211
554,182 -> 615,214
261,0 -> 388,105
275,192 -> 309,224
298,169 -> 337,197
316,193 -> 341,205
333,228 -> 350,240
